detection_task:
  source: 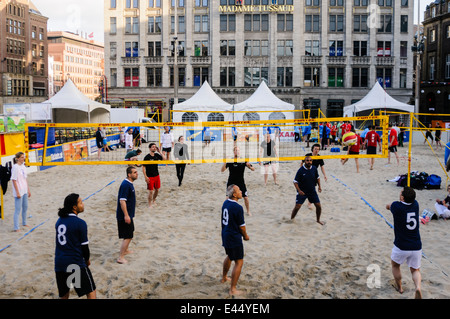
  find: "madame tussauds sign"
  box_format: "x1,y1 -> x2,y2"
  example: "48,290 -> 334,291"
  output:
219,5 -> 294,13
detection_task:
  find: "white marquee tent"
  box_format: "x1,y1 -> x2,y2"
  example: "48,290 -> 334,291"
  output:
343,81 -> 414,117
233,81 -> 295,121
42,78 -> 111,123
172,81 -> 232,122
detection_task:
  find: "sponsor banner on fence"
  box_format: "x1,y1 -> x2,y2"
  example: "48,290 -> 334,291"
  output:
36,145 -> 64,170
63,140 -> 88,162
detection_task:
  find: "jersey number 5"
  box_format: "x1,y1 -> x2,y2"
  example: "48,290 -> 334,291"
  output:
406,212 -> 417,230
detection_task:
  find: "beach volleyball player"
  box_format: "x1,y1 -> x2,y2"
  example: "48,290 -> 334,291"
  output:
221,185 -> 250,296
54,193 -> 96,299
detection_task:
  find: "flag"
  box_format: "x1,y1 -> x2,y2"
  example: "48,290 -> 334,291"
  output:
88,32 -> 94,38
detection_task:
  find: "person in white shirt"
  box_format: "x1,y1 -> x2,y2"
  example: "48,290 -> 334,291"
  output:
11,152 -> 31,232
125,128 -> 134,153
160,126 -> 174,163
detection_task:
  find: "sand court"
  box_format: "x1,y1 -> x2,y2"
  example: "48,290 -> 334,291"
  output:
0,143 -> 450,299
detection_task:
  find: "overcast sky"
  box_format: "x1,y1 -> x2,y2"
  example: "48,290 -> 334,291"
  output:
32,0 -> 104,43
32,0 -> 436,44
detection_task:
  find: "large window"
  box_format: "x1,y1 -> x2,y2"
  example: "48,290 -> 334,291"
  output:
220,67 -> 236,87
353,41 -> 367,56
305,40 -> 320,56
148,41 -> 162,56
377,15 -> 392,33
220,40 -> 236,56
352,68 -> 368,87
277,67 -> 293,87
245,40 -> 268,56
377,68 -> 392,88
277,14 -> 293,31
304,67 -> 320,87
195,15 -> 209,32
220,14 -> 236,32
377,41 -> 391,56
329,15 -> 344,32
277,40 -> 293,56
305,15 -> 320,32
244,14 -> 269,31
124,67 -> 139,87
194,41 -> 208,56
125,42 -> 139,57
353,15 -> 367,32
328,67 -> 344,87
193,67 -> 209,86
244,67 -> 268,87
329,40 -> 343,56
147,68 -> 162,87
170,67 -> 186,87
148,16 -> 162,33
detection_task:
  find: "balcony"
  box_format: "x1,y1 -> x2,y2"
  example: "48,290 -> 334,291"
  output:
144,56 -> 163,65
375,56 -> 395,66
167,56 -> 187,65
326,56 -> 347,65
302,56 -> 322,65
121,57 -> 140,66
190,56 -> 211,65
350,56 -> 371,65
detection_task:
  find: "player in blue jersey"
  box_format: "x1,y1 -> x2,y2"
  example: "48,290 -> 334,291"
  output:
54,193 -> 96,299
221,184 -> 250,296
386,187 -> 422,299
291,155 -> 324,225
116,166 -> 138,264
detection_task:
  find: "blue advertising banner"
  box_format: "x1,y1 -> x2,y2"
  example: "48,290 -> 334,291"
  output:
36,145 -> 64,170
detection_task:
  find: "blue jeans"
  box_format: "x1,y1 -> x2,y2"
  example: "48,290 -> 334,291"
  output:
14,194 -> 28,231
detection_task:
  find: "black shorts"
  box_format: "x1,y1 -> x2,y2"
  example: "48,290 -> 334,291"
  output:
225,245 -> 244,261
349,150 -> 359,155
117,218 -> 134,239
367,146 -> 377,155
163,147 -> 172,153
96,141 -> 103,148
388,146 -> 397,153
55,266 -> 96,298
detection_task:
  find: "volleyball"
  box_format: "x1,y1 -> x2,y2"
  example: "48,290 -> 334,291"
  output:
342,132 -> 358,146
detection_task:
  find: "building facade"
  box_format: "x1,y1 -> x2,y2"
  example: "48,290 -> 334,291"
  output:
420,0 -> 450,122
48,31 -> 105,101
0,0 -> 48,111
104,0 -> 414,121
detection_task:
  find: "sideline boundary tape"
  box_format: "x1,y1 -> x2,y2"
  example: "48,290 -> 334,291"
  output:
331,174 -> 449,279
0,178 -> 117,253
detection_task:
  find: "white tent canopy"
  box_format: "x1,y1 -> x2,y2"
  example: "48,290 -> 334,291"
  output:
343,81 -> 414,117
42,78 -> 111,123
172,81 -> 232,122
233,81 -> 295,121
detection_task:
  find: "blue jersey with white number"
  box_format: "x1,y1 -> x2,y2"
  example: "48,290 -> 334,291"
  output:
221,199 -> 245,249
390,200 -> 421,251
54,214 -> 89,272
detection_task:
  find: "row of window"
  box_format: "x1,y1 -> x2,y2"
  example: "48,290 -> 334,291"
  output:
180,111 -> 288,123
110,0 -> 408,9
109,40 -> 409,58
109,13 -> 408,35
110,66 -> 407,89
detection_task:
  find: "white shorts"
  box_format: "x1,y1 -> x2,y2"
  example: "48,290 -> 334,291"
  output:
391,245 -> 422,270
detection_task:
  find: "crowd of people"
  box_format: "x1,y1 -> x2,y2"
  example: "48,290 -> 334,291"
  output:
7,120 -> 449,300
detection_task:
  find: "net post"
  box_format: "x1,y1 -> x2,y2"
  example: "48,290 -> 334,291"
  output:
42,124 -> 49,166
407,114 -> 414,187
